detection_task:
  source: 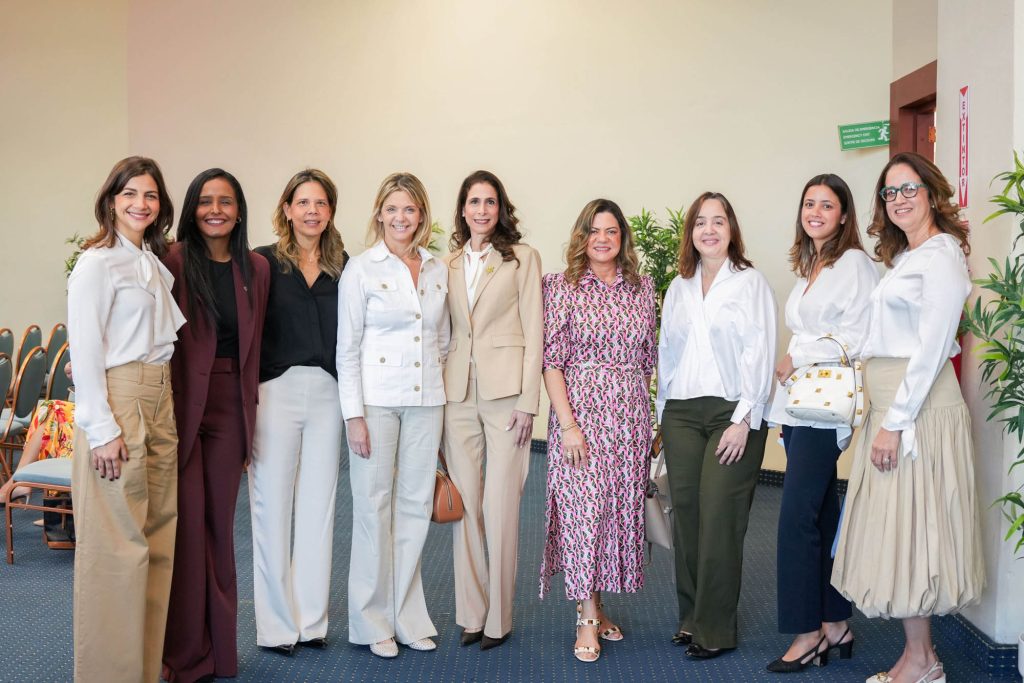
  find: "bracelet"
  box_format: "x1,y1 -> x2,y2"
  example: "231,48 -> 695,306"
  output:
560,422 -> 578,433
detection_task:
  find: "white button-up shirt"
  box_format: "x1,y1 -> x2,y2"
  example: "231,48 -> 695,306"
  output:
337,241 -> 450,419
657,261 -> 777,428
860,233 -> 970,458
67,232 -> 186,448
767,249 -> 880,447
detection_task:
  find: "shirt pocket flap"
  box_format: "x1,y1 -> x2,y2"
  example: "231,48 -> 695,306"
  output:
491,333 -> 526,348
371,279 -> 398,292
427,280 -> 448,294
363,347 -> 403,367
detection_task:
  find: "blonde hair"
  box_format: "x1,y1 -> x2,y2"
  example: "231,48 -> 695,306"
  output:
271,169 -> 346,280
564,198 -> 641,286
367,172 -> 433,257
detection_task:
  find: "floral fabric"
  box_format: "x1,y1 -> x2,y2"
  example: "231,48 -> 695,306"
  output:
26,400 -> 75,460
539,270 -> 657,600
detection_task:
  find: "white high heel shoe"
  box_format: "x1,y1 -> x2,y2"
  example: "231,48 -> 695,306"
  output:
865,660 -> 945,683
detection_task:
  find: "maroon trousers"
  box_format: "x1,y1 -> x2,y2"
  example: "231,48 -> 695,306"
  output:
163,359 -> 245,682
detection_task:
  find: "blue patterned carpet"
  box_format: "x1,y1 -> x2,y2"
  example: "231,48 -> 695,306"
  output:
1,450 -> 1017,682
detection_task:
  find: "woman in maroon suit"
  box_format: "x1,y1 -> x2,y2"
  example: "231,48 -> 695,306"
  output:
162,168 -> 270,682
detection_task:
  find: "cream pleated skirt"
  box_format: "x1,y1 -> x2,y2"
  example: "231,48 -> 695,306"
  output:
831,358 -> 985,619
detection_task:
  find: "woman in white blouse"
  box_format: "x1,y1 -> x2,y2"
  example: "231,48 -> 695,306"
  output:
765,174 -> 878,673
338,172 -> 450,659
657,191 -> 776,659
832,153 -> 984,683
67,156 -> 185,682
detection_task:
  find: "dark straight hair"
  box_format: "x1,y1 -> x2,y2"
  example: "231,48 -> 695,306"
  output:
788,173 -> 865,278
175,168 -> 252,321
87,156 -> 174,257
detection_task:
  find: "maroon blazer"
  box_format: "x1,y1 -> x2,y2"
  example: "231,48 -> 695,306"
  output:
163,243 -> 270,469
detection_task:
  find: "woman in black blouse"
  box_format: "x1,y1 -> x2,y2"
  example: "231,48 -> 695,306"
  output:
249,169 -> 347,655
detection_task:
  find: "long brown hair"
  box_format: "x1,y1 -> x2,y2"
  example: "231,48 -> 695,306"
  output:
86,156 -> 174,257
367,172 -> 433,257
564,198 -> 641,286
449,170 -> 523,265
677,192 -> 753,279
788,174 -> 865,278
867,152 -> 970,267
270,169 -> 346,280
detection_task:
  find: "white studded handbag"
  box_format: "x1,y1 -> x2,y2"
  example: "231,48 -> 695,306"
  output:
783,336 -> 864,428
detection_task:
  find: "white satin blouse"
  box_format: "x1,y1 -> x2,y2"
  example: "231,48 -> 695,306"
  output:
860,232 -> 970,458
67,232 -> 185,449
767,249 -> 880,447
657,261 -> 777,428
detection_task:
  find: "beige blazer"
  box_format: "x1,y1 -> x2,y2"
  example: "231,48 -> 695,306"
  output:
444,242 -> 543,414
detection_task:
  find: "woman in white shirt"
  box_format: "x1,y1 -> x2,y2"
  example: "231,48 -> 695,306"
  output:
67,156 -> 185,682
442,171 -> 543,650
832,153 -> 984,683
765,174 -> 877,673
657,191 -> 776,659
338,172 -> 450,659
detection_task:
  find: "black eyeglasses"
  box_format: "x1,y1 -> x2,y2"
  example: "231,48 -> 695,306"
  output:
879,182 -> 924,202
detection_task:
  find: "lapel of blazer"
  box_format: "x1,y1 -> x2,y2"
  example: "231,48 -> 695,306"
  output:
448,249 -> 472,325
471,248 -> 503,310
234,258 -> 254,366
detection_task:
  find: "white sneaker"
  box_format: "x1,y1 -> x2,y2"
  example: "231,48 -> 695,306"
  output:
370,638 -> 398,658
407,637 -> 437,652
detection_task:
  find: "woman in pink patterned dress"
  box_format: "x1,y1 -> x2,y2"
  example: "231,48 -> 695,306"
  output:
539,198 -> 657,663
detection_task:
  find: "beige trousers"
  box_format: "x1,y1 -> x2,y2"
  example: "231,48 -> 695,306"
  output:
72,362 -> 178,683
443,370 -> 530,638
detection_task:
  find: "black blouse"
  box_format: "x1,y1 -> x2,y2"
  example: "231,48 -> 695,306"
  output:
207,258 -> 239,359
255,245 -> 345,383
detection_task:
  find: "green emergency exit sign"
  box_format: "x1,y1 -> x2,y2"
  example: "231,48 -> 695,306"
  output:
838,120 -> 890,150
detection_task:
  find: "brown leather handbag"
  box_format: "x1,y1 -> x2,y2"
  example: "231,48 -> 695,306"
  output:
432,450 -> 464,524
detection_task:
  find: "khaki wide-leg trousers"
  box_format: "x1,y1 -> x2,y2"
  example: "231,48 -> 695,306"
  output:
72,362 -> 178,683
443,369 -> 529,639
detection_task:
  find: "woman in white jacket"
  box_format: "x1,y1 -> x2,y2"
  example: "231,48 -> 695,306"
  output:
765,174 -> 878,673
657,191 -> 776,659
338,172 -> 450,659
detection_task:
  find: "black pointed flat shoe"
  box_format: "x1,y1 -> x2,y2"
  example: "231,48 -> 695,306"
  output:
766,634 -> 829,673
460,629 -> 484,646
259,643 -> 295,656
672,630 -> 693,646
299,637 -> 327,649
481,632 -> 511,650
686,643 -> 733,659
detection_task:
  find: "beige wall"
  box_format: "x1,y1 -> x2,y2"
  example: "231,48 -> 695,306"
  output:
893,0 -> 937,78
0,1 -> 129,345
3,1 -> 893,466
933,0 -> 1024,645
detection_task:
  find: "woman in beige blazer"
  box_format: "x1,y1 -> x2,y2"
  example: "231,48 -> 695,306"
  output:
443,170 -> 543,650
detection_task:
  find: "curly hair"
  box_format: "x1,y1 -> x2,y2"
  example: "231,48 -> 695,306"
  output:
564,198 -> 641,287
86,156 -> 174,258
449,170 -> 523,265
788,174 -> 865,278
677,192 -> 753,279
270,169 -> 346,280
867,152 -> 970,267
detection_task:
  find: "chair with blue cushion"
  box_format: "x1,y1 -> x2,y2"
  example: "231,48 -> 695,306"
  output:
0,355 -> 11,417
4,457 -> 73,563
41,324 -> 68,398
44,343 -> 72,402
0,346 -> 46,482
0,330 -> 12,367
15,325 -> 41,370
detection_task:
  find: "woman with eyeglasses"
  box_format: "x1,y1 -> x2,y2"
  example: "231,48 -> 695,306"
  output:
831,153 -> 984,683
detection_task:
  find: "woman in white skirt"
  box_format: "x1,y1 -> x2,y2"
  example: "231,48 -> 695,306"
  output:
338,172 -> 449,658
831,152 -> 985,683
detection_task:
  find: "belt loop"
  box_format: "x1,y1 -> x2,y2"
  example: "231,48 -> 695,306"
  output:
137,361 -> 144,385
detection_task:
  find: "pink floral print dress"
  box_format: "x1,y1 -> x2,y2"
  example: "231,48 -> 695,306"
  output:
539,270 -> 657,600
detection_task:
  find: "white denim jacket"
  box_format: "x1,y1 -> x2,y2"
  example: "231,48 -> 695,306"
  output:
337,241 -> 450,419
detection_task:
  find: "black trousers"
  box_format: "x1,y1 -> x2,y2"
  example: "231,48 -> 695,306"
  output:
776,425 -> 852,633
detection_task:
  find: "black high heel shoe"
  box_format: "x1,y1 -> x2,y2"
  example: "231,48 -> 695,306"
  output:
766,634 -> 829,673
827,627 -> 854,659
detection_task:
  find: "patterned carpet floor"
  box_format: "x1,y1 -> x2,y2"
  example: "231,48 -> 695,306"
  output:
1,449 -> 1017,682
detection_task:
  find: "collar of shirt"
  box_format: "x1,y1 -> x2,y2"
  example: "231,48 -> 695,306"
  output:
114,231 -> 186,346
580,266 -> 624,289
367,239 -> 437,266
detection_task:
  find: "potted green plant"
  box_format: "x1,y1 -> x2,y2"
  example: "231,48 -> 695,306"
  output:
958,151 -> 1024,677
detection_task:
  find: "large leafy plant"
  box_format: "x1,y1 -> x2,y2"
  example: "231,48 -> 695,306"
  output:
629,207 -> 684,318
960,151 -> 1024,554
